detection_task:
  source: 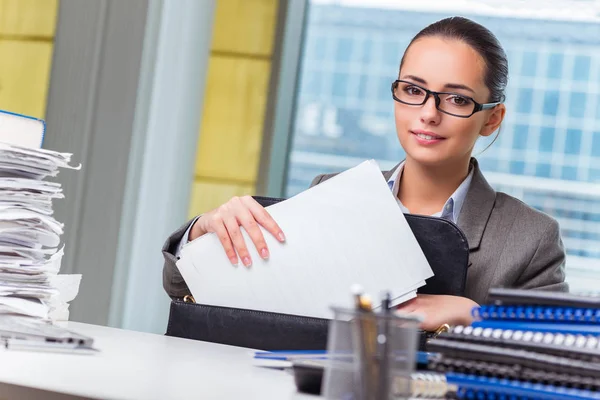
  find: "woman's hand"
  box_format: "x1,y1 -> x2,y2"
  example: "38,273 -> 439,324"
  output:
189,196 -> 285,267
396,294 -> 478,331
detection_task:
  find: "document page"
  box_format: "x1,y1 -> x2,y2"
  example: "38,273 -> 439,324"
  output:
177,160 -> 433,319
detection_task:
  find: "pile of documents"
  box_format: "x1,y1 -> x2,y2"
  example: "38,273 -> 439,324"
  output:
0,142 -> 80,321
177,160 -> 434,319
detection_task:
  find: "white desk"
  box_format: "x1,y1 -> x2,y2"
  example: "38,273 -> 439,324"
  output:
0,322 -> 316,400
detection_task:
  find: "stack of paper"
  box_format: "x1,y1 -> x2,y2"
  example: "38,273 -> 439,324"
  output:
177,160 -> 434,319
0,142 -> 80,321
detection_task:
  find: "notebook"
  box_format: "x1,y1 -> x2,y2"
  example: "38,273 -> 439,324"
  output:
427,338 -> 600,389
446,372 -> 600,400
428,288 -> 600,395
0,110 -> 45,148
471,288 -> 600,324
440,325 -> 600,362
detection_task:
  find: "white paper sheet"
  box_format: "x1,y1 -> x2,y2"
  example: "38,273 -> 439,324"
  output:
0,143 -> 80,324
177,160 -> 433,319
0,296 -> 48,318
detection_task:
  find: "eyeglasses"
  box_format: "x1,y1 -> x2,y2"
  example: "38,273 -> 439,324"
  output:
391,79 -> 503,118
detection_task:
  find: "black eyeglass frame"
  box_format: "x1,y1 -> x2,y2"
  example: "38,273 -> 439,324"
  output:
391,79 -> 504,118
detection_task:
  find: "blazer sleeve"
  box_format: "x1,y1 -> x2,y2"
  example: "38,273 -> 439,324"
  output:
514,218 -> 569,293
162,219 -> 195,299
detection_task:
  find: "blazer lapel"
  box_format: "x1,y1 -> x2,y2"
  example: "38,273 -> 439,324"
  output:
457,159 -> 497,250
382,162 -> 401,182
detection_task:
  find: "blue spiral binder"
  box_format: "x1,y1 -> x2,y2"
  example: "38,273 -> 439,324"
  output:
473,304 -> 600,324
446,373 -> 600,400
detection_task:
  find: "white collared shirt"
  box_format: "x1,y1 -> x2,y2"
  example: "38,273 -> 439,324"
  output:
387,162 -> 474,224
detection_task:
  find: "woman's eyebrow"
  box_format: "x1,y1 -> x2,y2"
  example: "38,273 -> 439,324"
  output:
444,83 -> 475,94
401,74 -> 427,85
401,74 -> 476,94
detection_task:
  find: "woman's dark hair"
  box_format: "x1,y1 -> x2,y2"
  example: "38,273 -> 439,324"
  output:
400,16 -> 508,103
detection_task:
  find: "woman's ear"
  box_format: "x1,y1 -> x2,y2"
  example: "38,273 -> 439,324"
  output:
480,104 -> 506,137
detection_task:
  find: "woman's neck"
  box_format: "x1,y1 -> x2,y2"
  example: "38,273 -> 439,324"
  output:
398,157 -> 471,216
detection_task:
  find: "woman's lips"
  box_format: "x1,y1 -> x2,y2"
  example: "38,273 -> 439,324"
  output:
411,130 -> 446,145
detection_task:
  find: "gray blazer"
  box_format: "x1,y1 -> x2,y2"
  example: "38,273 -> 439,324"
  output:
162,158 -> 568,304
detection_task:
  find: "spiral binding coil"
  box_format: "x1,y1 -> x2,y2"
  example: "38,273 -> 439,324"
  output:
430,356 -> 600,389
473,304 -> 600,323
427,337 -> 600,389
449,324 -> 600,355
447,372 -> 600,400
410,372 -> 451,398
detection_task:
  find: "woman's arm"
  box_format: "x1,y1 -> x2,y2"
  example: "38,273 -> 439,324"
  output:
513,218 -> 569,293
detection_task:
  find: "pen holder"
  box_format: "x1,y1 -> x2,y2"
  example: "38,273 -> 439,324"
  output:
323,307 -> 421,400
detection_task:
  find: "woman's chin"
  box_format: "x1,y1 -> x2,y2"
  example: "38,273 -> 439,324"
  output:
404,148 -> 450,167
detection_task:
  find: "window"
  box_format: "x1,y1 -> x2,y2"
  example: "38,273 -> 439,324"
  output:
564,129 -> 582,155
510,160 -> 525,175
517,88 -> 534,113
547,53 -> 563,79
280,0 -> 600,294
592,132 -> 600,157
335,36 -> 354,63
512,124 -> 529,149
569,92 -> 587,118
562,166 -> 578,180
299,70 -> 322,97
521,51 -> 537,77
536,163 -> 552,178
573,55 -> 591,81
309,33 -> 327,61
361,38 -> 375,63
543,91 -> 559,115
538,127 -> 555,153
332,72 -> 349,97
383,39 -> 403,67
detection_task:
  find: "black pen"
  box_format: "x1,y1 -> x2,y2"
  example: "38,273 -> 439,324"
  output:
377,291 -> 392,400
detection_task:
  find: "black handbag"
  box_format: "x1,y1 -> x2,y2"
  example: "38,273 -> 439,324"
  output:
165,196 -> 469,350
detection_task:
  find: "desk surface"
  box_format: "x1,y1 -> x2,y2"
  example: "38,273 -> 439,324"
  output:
0,322 -> 314,400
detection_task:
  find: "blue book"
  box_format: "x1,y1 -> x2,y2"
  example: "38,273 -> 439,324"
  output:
446,372 -> 600,400
471,320 -> 600,335
473,304 -> 600,324
0,109 -> 45,148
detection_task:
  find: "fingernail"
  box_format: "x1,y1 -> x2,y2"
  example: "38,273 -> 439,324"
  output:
278,232 -> 286,242
230,258 -> 238,266
243,257 -> 252,267
261,248 -> 269,259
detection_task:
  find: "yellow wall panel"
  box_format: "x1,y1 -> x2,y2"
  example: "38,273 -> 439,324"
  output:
188,180 -> 254,218
0,0 -> 58,38
195,55 -> 270,182
0,40 -> 53,118
212,0 -> 277,56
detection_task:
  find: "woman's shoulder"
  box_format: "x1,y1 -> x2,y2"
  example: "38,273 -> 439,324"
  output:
493,191 -> 559,232
309,172 -> 338,187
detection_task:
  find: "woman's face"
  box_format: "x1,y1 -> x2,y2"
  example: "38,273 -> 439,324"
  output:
394,36 -> 503,167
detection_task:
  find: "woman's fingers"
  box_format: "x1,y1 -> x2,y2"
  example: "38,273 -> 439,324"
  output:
223,214 -> 252,267
243,196 -> 286,242
203,196 -> 284,267
211,217 -> 238,265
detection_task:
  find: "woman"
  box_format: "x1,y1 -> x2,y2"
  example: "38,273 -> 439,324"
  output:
162,17 -> 567,330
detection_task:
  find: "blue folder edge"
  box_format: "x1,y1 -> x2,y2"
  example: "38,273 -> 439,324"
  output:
254,350 -> 432,365
0,109 -> 46,147
473,304 -> 600,324
446,372 -> 600,400
471,320 -> 600,335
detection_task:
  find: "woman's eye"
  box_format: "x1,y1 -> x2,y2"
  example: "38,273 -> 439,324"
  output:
449,95 -> 469,106
405,86 -> 423,96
